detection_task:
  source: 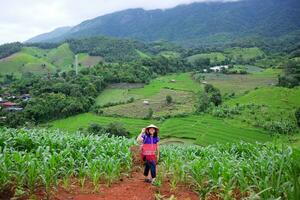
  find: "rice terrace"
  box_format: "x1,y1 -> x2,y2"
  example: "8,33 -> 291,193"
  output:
0,0 -> 300,199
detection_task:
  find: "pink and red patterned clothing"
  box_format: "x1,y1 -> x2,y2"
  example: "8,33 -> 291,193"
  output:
141,134 -> 160,163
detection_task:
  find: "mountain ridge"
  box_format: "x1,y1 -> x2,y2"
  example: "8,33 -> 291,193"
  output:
24,0 -> 300,46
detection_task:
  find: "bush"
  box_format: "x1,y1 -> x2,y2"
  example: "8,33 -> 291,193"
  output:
196,92 -> 210,113
87,123 -> 105,135
295,107 -> 300,127
166,95 -> 173,104
211,105 -> 243,118
144,108 -> 154,119
106,122 -> 129,137
263,120 -> 296,135
196,84 -> 222,113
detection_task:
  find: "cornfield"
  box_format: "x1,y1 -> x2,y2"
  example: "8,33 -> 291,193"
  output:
0,128 -> 299,199
0,128 -> 133,198
160,143 -> 300,199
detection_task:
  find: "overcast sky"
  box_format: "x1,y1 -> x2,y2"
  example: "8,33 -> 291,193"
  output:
0,0 -> 238,44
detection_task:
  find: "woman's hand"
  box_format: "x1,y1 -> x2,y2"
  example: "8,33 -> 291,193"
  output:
137,128 -> 145,144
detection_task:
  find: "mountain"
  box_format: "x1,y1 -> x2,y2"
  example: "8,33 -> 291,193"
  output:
24,0 -> 300,46
26,26 -> 72,43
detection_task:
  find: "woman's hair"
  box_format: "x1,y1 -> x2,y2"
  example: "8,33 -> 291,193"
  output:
145,128 -> 158,138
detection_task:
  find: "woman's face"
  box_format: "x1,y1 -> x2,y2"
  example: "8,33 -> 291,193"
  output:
148,128 -> 155,135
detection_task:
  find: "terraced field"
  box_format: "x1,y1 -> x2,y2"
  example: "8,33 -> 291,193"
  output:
200,68 -> 280,95
48,113 -> 272,145
102,89 -> 195,118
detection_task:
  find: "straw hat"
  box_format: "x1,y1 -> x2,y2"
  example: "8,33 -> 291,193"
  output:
145,124 -> 159,131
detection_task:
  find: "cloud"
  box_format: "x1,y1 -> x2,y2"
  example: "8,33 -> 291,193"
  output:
0,0 -> 239,44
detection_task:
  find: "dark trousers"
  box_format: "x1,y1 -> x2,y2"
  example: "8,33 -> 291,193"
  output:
144,160 -> 156,178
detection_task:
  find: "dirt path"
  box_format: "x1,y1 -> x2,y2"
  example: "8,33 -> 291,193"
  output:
52,169 -> 198,200
50,146 -> 199,200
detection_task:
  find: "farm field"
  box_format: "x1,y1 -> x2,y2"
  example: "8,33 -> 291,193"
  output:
187,52 -> 226,65
199,68 -> 281,95
224,47 -> 265,62
0,128 -> 298,199
48,113 -> 272,145
102,89 -> 196,118
96,72 -> 202,118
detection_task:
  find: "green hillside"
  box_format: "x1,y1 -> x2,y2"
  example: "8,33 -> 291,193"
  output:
46,43 -> 74,71
224,47 -> 265,62
47,113 -> 272,146
0,52 -> 55,77
77,53 -> 103,67
225,87 -> 300,129
187,52 -> 226,65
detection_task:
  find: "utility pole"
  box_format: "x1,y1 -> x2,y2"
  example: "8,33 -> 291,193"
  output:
75,54 -> 78,76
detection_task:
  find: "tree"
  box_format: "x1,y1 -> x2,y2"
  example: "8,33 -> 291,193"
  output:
295,107 -> 300,127
145,108 -> 153,119
196,92 -> 210,112
196,84 -> 222,112
106,122 -> 129,137
166,95 -> 173,105
87,123 -> 105,135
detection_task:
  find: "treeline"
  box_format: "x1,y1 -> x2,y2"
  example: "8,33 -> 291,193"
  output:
1,55 -> 191,127
278,59 -> 300,88
0,42 -> 22,59
68,37 -> 145,62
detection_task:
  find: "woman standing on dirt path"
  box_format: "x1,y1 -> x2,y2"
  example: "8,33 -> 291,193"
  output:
137,124 -> 160,185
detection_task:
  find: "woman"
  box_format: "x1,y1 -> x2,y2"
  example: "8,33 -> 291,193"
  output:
137,124 -> 160,184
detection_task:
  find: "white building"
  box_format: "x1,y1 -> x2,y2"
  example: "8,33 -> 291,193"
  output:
210,65 -> 229,72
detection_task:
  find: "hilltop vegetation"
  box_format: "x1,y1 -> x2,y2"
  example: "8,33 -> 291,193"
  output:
26,0 -> 300,50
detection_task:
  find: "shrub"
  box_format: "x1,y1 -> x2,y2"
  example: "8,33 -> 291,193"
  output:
263,120 -> 296,135
166,95 -> 173,104
106,122 -> 129,137
87,123 -> 105,135
144,108 -> 153,119
295,107 -> 300,127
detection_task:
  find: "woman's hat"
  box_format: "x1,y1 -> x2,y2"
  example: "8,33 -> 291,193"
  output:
145,124 -> 159,130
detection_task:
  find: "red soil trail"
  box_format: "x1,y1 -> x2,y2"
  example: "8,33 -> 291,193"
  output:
51,146 -> 199,200
52,169 -> 198,200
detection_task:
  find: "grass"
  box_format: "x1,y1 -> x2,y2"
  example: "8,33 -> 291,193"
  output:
159,115 -> 272,145
201,68 -> 280,95
96,88 -> 139,106
227,86 -> 300,109
187,52 -> 226,65
224,47 -> 265,62
158,51 -> 181,58
46,43 -> 74,71
135,49 -> 150,58
0,44 -> 75,77
0,52 -> 55,77
129,73 -> 202,97
46,113 -> 159,136
102,89 -> 196,118
225,87 -> 300,134
47,113 -> 273,145
77,53 -> 103,67
95,73 -> 201,118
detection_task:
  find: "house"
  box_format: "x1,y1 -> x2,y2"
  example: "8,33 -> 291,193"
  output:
143,100 -> 149,105
170,79 -> 176,83
4,107 -> 23,112
210,65 -> 229,72
21,94 -> 31,101
0,101 -> 17,107
0,97 -> 4,102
